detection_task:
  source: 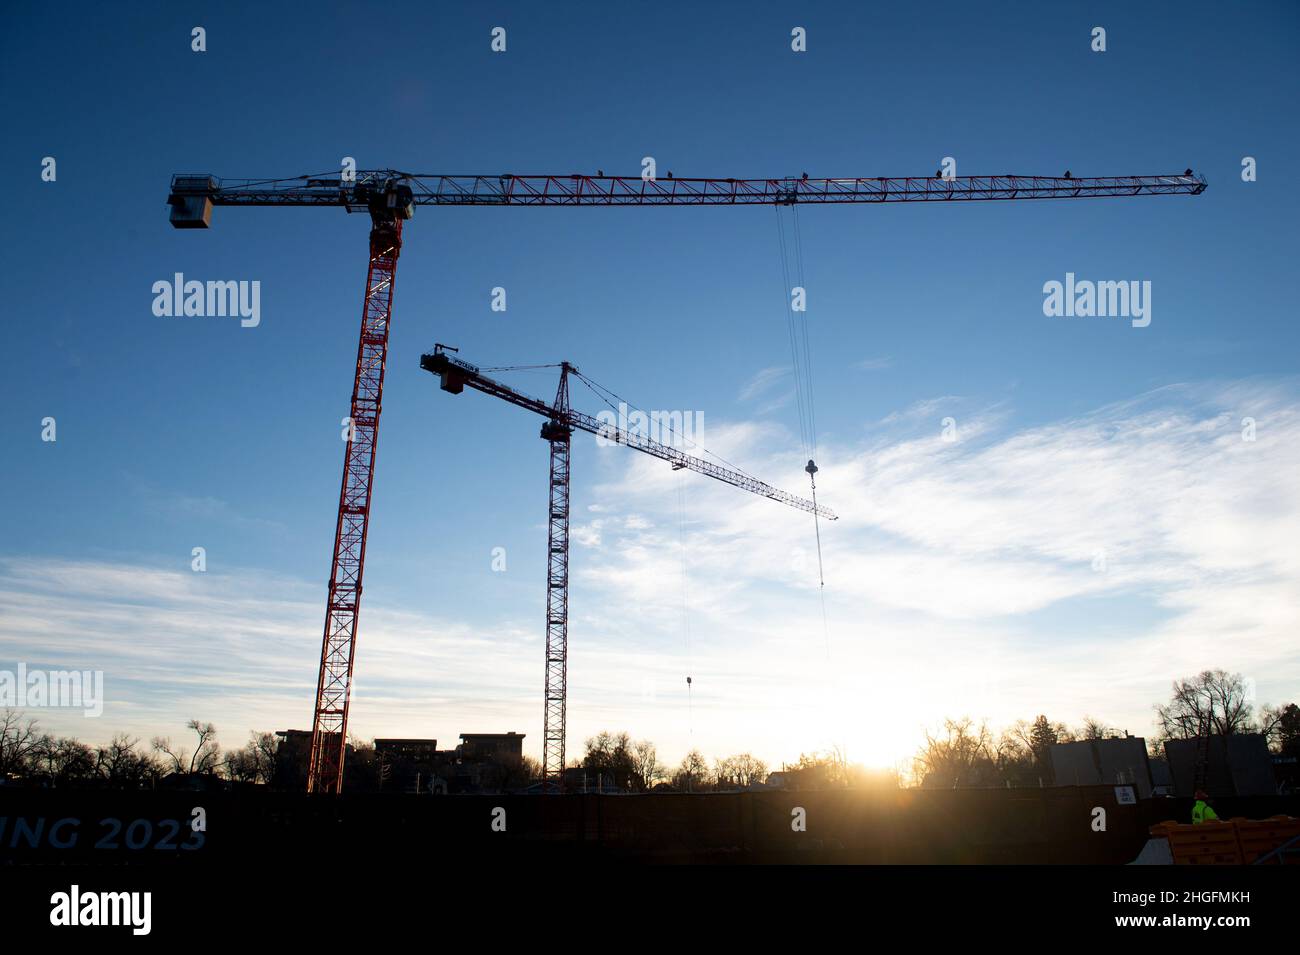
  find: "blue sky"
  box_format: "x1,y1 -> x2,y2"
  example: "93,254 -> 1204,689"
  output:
2,1 -> 1298,771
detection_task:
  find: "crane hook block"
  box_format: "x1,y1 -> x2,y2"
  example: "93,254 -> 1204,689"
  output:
805,459 -> 818,475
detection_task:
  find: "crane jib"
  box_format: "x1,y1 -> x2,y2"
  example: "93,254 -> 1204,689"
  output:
168,170 -> 1206,224
419,350 -> 837,521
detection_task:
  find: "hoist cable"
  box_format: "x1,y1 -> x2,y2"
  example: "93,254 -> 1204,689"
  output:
774,207 -> 813,460
677,470 -> 695,736
792,204 -> 818,458
808,467 -> 831,662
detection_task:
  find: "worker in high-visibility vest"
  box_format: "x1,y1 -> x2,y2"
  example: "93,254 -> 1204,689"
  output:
1191,789 -> 1219,825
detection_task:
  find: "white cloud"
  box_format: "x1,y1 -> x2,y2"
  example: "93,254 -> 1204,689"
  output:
571,520 -> 603,547
580,379 -> 1300,763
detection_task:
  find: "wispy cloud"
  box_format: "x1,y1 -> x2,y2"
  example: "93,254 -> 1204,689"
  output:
855,356 -> 893,371
877,395 -> 966,427
738,366 -> 788,401
125,475 -> 287,533
737,365 -> 795,414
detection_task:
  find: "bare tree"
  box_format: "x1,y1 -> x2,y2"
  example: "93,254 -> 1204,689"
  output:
222,731 -> 281,784
1006,714 -> 1069,771
674,749 -> 711,792
151,735 -> 185,774
1258,703 -> 1300,755
95,734 -> 159,787
582,730 -> 636,790
914,718 -> 997,788
993,729 -> 1032,775
520,755 -> 542,785
152,719 -> 221,775
1154,670 -> 1257,749
715,753 -> 768,788
186,720 -> 220,773
1076,716 -> 1112,740
631,739 -> 666,791
31,735 -> 98,785
786,748 -> 854,789
223,742 -> 260,783
1279,703 -> 1300,756
252,731 -> 279,783
0,709 -> 41,778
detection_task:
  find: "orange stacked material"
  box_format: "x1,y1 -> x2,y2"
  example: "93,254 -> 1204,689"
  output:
1234,816 -> 1300,865
1167,821 -> 1243,864
1150,816 -> 1300,864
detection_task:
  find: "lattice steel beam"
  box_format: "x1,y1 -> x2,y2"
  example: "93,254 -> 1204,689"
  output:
307,221 -> 403,794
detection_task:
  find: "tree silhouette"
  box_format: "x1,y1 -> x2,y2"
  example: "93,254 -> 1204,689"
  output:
914,718 -> 997,788
582,730 -> 637,790
631,739 -> 666,790
1153,670 -> 1256,750
152,719 -> 220,775
674,749 -> 711,792
1260,703 -> 1300,755
715,753 -> 768,788
0,709 -> 41,778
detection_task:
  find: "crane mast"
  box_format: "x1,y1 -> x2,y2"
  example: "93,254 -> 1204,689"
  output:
541,366 -> 573,792
167,165 -> 1204,793
421,345 -> 835,789
307,219 -> 404,794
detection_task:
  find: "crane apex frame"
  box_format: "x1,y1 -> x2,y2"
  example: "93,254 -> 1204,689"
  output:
166,165 -> 1204,794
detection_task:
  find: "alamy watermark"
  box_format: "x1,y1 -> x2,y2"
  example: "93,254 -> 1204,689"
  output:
0,663 -> 103,717
50,885 -> 150,935
595,402 -> 704,449
1043,272 -> 1151,328
152,273 -> 260,328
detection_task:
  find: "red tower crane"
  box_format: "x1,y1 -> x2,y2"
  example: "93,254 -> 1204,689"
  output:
166,167 -> 1206,792
420,344 -> 837,790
